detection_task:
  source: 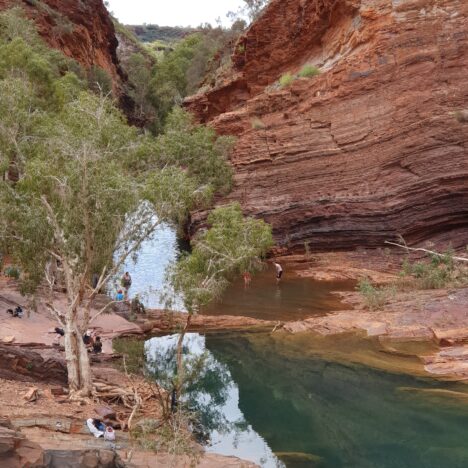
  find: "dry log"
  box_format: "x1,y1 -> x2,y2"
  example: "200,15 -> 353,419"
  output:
385,241 -> 468,263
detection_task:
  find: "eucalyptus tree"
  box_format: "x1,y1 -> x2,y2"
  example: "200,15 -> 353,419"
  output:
0,91 -> 208,397
167,202 -> 273,391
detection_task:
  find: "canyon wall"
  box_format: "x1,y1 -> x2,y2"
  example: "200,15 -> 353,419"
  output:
0,0 -> 123,91
186,0 -> 468,252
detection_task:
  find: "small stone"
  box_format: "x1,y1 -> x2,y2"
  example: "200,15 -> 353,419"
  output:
23,387 -> 39,403
1,336 -> 15,344
95,406 -> 116,420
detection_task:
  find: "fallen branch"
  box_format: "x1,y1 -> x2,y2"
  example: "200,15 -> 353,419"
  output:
384,241 -> 468,263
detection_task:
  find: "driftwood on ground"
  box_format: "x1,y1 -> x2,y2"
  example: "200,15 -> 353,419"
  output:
385,241 -> 468,263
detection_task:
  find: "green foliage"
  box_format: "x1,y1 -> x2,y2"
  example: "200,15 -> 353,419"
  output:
121,52 -> 157,125
149,29 -> 230,130
399,250 -> 458,289
87,65 -> 113,94
131,413 -> 198,458
298,64 -> 320,78
168,203 -> 273,312
129,24 -> 195,44
227,0 -> 270,23
149,34 -> 205,129
279,72 -> 295,87
113,338 -> 146,374
4,265 -> 20,279
154,107 -> 235,194
357,278 -> 394,311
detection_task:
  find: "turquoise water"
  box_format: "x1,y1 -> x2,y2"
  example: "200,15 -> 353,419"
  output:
146,331 -> 468,468
206,333 -> 468,468
135,226 -> 468,467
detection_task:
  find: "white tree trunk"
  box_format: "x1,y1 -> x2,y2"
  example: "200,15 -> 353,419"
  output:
77,332 -> 93,396
64,319 -> 81,392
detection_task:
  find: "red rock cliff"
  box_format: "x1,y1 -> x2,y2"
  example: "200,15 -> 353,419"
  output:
0,0 -> 123,91
186,0 -> 468,252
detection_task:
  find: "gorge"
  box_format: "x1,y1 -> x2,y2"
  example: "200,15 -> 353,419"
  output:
1,0 -> 468,467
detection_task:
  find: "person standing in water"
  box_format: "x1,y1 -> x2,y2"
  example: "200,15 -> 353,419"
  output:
243,271 -> 252,288
121,272 -> 132,300
274,261 -> 283,282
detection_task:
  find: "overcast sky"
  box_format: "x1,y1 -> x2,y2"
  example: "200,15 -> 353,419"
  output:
106,0 -> 245,27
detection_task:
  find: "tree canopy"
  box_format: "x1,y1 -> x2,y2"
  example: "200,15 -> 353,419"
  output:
168,203 -> 273,313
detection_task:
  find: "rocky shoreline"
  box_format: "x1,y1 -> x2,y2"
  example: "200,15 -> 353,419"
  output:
2,251 -> 468,466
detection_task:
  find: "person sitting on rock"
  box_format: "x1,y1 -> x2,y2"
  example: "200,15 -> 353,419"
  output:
93,336 -> 103,354
7,306 -> 23,318
104,425 -> 116,441
83,330 -> 93,347
116,290 -> 124,301
86,418 -> 104,438
131,295 -> 145,315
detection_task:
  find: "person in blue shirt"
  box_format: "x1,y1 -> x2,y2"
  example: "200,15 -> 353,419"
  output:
116,290 -> 124,301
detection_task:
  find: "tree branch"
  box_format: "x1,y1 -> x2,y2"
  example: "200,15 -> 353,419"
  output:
384,241 -> 468,263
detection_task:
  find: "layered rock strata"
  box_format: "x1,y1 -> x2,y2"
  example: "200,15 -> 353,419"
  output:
186,0 -> 468,252
0,0 -> 123,91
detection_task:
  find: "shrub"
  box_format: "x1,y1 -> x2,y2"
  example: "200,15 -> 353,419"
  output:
298,64 -> 320,78
131,413 -> 198,459
87,65 -> 112,94
357,278 -> 394,311
279,72 -> 295,87
398,250 -> 457,290
113,338 -> 145,374
4,265 -> 20,279
251,117 -> 265,129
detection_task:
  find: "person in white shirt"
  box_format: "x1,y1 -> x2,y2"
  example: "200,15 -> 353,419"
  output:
273,262 -> 283,282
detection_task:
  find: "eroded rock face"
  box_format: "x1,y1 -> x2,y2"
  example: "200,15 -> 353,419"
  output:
0,344 -> 67,385
0,0 -> 123,92
0,419 -> 45,468
186,0 -> 468,252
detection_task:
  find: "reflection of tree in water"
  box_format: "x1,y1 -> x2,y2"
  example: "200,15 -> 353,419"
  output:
146,334 -> 246,435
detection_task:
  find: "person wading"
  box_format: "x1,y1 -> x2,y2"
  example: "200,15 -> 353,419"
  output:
273,261 -> 283,282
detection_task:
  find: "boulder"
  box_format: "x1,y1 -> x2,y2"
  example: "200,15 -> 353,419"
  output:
0,423 -> 45,467
44,449 -> 125,468
0,344 -> 67,384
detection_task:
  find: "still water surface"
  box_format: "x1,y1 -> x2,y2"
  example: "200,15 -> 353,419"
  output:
129,225 -> 468,467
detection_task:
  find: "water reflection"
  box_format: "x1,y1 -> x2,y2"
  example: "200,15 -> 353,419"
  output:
146,334 -> 284,468
207,332 -> 468,468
